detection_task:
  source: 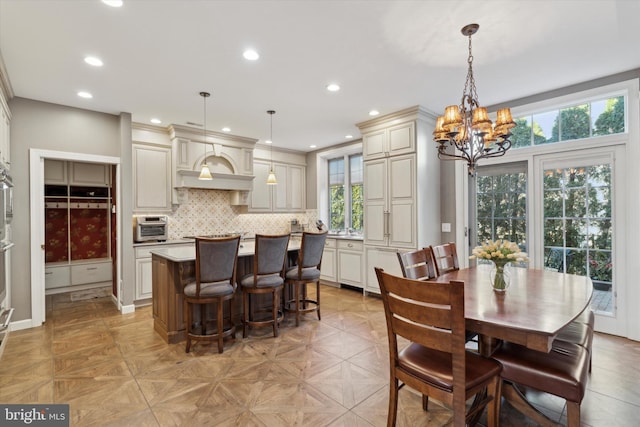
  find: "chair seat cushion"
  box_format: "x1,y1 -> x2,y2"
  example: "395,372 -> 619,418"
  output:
240,273 -> 284,288
285,266 -> 321,281
398,343 -> 502,393
184,280 -> 234,298
556,321 -> 593,350
491,340 -> 589,403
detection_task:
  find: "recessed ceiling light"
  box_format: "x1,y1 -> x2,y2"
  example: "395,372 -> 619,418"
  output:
150,118 -> 162,124
369,110 -> 379,116
222,127 -> 231,132
265,140 -> 272,144
345,135 -> 353,139
77,91 -> 93,99
309,144 -> 317,148
102,0 -> 123,7
326,83 -> 340,92
243,49 -> 259,61
84,56 -> 103,67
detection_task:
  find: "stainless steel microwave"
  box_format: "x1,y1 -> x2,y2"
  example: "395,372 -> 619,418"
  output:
134,215 -> 168,242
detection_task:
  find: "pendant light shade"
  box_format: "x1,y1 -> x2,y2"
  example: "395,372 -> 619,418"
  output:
266,110 -> 277,185
198,91 -> 213,180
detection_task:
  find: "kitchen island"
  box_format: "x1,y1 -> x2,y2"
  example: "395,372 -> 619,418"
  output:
150,239 -> 301,343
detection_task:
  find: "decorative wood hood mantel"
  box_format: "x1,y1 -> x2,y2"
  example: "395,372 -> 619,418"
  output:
169,125 -> 257,199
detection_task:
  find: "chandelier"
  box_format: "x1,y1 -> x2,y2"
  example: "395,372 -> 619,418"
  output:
433,24 -> 515,176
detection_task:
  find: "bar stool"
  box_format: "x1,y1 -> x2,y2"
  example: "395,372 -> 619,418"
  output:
239,233 -> 290,338
284,231 -> 328,326
184,235 -> 240,353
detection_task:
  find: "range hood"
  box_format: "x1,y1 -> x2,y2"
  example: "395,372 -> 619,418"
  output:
175,169 -> 254,191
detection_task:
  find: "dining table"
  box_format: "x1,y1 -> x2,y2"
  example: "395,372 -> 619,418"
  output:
433,263 -> 593,426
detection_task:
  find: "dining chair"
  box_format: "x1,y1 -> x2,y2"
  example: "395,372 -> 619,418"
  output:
374,267 -> 502,427
239,233 -> 290,338
430,242 -> 460,276
284,231 -> 328,326
396,247 -> 438,281
183,235 -> 240,353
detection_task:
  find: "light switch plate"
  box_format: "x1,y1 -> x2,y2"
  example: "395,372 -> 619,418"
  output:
441,222 -> 451,233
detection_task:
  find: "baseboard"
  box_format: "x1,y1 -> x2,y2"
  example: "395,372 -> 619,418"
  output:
8,318 -> 37,332
120,304 -> 135,314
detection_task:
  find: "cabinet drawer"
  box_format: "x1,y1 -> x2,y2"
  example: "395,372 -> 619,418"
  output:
337,240 -> 363,251
135,242 -> 193,259
45,266 -> 71,289
324,238 -> 337,249
71,261 -> 112,285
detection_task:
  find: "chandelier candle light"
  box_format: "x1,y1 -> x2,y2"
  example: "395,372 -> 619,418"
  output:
198,91 -> 213,180
266,110 -> 277,185
433,24 -> 516,176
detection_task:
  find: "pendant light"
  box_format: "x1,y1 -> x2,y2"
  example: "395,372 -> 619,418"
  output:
198,91 -> 213,180
266,110 -> 277,185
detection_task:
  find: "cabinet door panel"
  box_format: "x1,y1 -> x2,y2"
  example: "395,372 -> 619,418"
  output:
70,162 -> 109,186
365,248 -> 403,294
338,250 -> 363,286
388,155 -> 414,200
44,159 -> 67,185
364,159 -> 386,202
133,145 -> 171,212
136,258 -> 153,300
390,200 -> 415,248
388,122 -> 415,155
364,201 -> 386,245
287,165 -> 305,211
320,247 -> 337,282
363,130 -> 386,160
249,161 -> 272,211
273,163 -> 288,211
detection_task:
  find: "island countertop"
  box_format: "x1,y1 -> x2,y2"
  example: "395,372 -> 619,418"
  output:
149,239 -> 301,263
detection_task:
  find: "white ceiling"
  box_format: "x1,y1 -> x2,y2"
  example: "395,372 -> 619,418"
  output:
1,0 -> 639,152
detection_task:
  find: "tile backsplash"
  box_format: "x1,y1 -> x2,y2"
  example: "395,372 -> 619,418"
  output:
166,188 -> 317,239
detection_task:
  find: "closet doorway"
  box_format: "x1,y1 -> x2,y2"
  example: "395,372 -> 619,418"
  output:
29,150 -> 121,326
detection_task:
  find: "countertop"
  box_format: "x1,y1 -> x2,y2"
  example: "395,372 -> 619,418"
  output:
150,239 -> 302,263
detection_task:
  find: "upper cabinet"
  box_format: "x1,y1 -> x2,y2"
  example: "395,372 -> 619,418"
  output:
44,159 -> 110,186
132,143 -> 172,213
362,121 -> 415,160
249,147 -> 306,213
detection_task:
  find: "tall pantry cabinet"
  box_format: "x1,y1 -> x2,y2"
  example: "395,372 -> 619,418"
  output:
44,160 -> 113,293
357,106 -> 440,294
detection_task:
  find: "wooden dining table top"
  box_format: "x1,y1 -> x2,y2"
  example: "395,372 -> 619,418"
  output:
434,264 -> 593,354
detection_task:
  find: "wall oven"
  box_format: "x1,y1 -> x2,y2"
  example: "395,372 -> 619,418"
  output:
0,167 -> 14,358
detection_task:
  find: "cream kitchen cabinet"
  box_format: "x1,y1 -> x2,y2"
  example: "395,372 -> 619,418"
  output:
363,154 -> 416,249
249,160 -> 305,213
364,247 -> 404,294
362,121 -> 415,161
132,143 -> 172,213
70,162 -> 110,187
45,160 -> 110,186
357,105 -> 440,295
319,238 -> 337,283
135,242 -> 192,302
337,239 -> 364,288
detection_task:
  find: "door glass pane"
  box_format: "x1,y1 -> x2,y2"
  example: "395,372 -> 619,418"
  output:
543,163 -> 613,314
473,167 -> 528,252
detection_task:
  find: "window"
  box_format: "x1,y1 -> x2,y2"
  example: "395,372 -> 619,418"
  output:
328,154 -> 363,233
472,163 -> 528,252
510,95 -> 625,148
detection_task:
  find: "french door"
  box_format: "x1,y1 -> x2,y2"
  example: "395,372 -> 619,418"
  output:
470,146 -> 626,335
535,147 -> 625,335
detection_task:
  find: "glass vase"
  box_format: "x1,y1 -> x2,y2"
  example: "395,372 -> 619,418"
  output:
490,261 -> 511,292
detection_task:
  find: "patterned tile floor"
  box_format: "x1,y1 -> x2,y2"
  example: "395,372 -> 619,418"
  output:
0,285 -> 638,426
